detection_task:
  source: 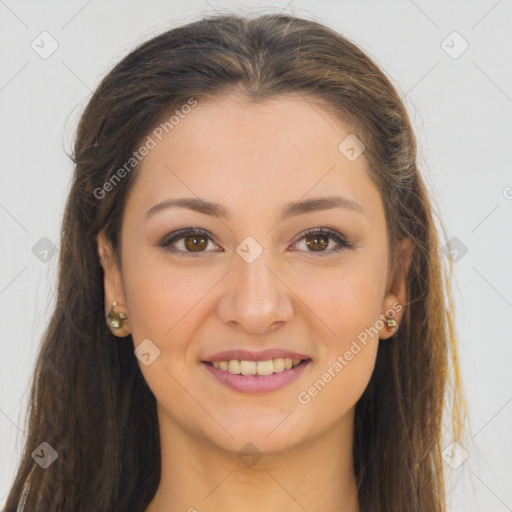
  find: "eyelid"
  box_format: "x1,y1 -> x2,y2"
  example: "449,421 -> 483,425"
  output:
289,227 -> 355,257
292,227 -> 353,248
159,227 -> 219,257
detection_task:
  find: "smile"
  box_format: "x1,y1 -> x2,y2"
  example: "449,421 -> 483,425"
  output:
205,357 -> 307,375
202,358 -> 311,393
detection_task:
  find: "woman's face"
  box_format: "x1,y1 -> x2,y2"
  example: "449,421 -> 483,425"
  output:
98,93 -> 409,455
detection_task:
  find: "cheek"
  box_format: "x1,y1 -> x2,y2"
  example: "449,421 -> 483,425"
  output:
123,247 -> 210,340
121,256 -> 211,430
295,338 -> 378,436
292,257 -> 385,412
301,277 -> 381,404
121,251 -> 228,412
298,256 -> 387,345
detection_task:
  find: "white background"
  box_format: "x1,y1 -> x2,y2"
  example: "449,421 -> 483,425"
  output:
1,1 -> 511,510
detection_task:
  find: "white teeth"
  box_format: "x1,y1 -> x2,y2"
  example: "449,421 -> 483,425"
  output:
240,360 -> 256,375
228,360 -> 240,374
209,357 -> 305,375
273,358 -> 285,372
256,360 -> 274,376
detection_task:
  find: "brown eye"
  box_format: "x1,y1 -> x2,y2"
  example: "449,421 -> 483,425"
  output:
305,233 -> 329,252
160,228 -> 218,257
293,227 -> 353,256
184,234 -> 208,252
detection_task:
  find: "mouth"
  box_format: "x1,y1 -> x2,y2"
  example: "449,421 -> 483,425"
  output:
201,357 -> 312,393
201,357 -> 311,376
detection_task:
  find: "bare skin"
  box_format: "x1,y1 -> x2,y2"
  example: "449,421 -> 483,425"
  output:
97,92 -> 413,512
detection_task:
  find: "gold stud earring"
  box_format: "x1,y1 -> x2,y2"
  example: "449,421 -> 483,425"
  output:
106,301 -> 128,329
386,318 -> 398,329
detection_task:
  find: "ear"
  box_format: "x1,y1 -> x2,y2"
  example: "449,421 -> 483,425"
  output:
97,230 -> 131,337
378,237 -> 414,340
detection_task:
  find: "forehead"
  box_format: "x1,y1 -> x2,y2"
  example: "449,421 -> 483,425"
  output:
124,93 -> 384,226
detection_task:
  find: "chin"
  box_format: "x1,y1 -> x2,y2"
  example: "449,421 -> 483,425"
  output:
202,415 -> 310,457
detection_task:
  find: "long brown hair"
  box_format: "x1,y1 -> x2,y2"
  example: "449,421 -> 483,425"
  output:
5,12 -> 466,511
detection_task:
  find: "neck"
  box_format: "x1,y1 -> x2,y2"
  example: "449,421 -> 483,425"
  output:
146,406 -> 361,512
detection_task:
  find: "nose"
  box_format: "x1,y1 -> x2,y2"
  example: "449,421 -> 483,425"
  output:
216,248 -> 294,335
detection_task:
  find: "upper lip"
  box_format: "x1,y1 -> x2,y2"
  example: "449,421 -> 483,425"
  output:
203,349 -> 311,362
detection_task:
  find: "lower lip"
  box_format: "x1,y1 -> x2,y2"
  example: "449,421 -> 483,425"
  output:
202,360 -> 311,393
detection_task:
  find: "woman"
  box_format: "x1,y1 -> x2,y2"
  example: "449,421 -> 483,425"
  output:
5,12 -> 466,512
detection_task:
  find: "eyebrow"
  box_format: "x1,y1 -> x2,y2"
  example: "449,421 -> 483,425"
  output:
145,195 -> 364,221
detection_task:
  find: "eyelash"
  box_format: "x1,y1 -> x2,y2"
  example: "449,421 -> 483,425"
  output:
159,227 -> 354,258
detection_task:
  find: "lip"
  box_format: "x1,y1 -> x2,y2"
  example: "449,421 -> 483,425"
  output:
202,359 -> 311,393
202,349 -> 311,362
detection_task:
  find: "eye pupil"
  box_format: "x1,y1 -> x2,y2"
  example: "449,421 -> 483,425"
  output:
184,235 -> 207,251
306,235 -> 328,252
